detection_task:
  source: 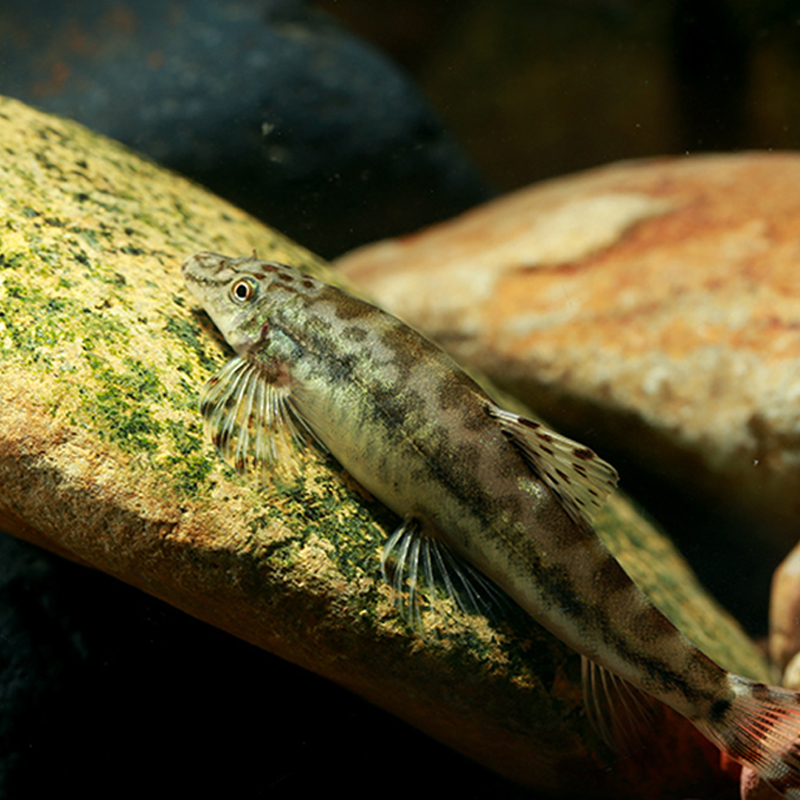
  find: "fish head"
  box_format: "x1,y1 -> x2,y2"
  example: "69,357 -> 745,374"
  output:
181,251 -> 314,354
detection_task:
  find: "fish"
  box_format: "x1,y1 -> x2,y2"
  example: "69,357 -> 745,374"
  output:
182,249 -> 800,797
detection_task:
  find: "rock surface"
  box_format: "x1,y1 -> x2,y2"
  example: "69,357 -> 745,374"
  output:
0,96 -> 769,797
771,541 -> 800,681
337,153 -> 800,552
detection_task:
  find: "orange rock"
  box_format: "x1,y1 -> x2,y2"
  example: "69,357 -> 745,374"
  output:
337,153 -> 800,546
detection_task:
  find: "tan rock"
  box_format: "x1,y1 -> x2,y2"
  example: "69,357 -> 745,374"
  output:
771,542 -> 800,675
0,97 -> 769,797
337,153 -> 800,546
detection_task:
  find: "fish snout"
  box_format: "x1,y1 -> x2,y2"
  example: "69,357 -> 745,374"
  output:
181,251 -> 231,282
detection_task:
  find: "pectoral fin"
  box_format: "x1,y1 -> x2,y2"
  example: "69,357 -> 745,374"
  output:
199,354 -> 321,482
488,406 -> 618,527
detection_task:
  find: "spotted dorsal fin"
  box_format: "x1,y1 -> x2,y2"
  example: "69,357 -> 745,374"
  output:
199,353 -> 322,482
488,406 -> 618,527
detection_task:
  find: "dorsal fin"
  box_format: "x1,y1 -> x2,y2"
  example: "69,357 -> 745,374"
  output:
488,406 -> 618,527
380,517 -> 508,637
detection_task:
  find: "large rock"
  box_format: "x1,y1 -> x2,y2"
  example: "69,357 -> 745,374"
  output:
336,153 -> 800,556
0,97 -> 767,797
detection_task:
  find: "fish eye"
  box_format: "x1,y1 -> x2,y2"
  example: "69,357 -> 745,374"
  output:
231,278 -> 257,304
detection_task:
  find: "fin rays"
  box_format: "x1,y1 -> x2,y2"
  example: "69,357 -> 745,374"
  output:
489,406 -> 618,527
381,517 -> 507,636
581,656 -> 657,751
697,676 -> 800,797
200,354 -> 317,482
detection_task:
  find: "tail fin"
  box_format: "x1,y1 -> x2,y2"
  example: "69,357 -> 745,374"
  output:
696,674 -> 800,798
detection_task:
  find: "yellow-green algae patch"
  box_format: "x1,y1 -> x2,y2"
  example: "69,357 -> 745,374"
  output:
0,96 -> 767,797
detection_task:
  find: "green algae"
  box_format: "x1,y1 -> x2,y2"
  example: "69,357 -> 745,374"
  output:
161,314 -> 219,373
86,357 -> 164,453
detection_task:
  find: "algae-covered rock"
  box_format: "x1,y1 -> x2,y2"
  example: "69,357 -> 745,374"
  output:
0,96 -> 768,797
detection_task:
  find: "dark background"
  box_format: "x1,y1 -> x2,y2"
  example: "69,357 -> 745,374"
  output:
2,1 -> 799,797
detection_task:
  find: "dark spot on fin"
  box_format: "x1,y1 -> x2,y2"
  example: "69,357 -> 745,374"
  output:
573,447 -> 596,460
709,698 -> 732,724
695,675 -> 800,795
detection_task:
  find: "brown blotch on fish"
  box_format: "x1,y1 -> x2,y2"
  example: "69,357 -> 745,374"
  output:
708,698 -> 732,724
750,683 -> 772,701
329,293 -> 377,321
437,372 -> 485,416
268,282 -> 296,294
634,602 -> 683,642
342,326 -> 369,343
592,554 -> 634,597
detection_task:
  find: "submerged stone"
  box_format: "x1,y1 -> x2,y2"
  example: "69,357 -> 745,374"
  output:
0,96 -> 767,797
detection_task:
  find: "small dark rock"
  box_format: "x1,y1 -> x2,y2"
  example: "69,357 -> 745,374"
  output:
0,0 -> 489,257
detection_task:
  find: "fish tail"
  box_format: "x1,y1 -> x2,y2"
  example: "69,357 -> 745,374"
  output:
696,674 -> 800,797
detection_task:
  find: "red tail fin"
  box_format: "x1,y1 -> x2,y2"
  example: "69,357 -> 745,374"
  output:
697,675 -> 800,798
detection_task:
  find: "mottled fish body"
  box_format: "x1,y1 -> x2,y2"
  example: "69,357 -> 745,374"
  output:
183,251 -> 800,798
